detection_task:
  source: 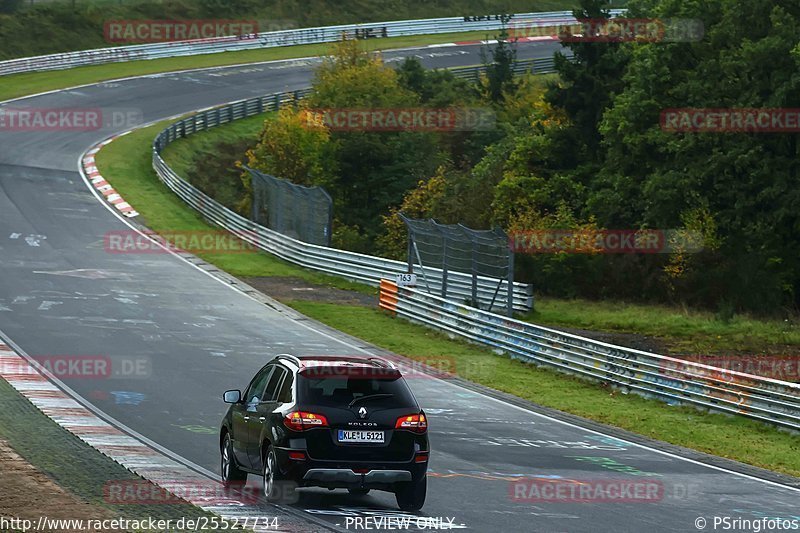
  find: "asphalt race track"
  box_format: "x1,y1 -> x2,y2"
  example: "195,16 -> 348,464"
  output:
0,40 -> 798,532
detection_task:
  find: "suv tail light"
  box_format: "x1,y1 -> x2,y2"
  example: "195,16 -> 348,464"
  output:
395,412 -> 427,434
284,411 -> 329,431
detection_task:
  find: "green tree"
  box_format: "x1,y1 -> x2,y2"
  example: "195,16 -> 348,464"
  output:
396,57 -> 476,107
246,105 -> 337,188
545,0 -> 630,163
596,0 -> 800,311
304,40 -> 445,242
480,27 -> 518,103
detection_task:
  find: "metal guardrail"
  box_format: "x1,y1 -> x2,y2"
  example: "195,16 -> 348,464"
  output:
151,61 -> 566,311
379,280 -> 800,431
449,57 -> 558,80
0,10 -> 625,76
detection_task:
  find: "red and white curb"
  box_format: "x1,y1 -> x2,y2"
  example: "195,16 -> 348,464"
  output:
82,135 -> 139,219
0,342 -> 306,532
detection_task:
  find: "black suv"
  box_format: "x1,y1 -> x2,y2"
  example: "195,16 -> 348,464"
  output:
219,354 -> 429,510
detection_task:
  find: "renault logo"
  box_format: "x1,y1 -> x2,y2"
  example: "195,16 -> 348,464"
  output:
358,406 -> 368,419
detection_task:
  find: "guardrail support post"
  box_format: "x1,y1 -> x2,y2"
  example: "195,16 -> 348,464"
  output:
471,237 -> 478,308
507,247 -> 514,317
251,178 -> 260,223
407,233 -> 414,274
441,234 -> 449,301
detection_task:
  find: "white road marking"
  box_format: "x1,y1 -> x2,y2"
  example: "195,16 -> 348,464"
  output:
25,234 -> 46,247
37,300 -> 63,311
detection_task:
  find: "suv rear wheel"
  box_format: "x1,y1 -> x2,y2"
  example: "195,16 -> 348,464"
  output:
262,445 -> 296,503
395,475 -> 426,511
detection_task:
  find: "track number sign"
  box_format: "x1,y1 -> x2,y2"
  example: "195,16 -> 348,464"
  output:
396,273 -> 417,287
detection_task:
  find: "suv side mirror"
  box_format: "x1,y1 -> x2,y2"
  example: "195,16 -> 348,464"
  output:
223,390 -> 241,404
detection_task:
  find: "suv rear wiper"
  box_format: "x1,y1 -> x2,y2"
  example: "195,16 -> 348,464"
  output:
348,393 -> 394,407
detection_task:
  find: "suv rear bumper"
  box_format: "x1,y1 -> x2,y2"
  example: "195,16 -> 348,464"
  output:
304,468 -> 412,485
276,448 -> 427,490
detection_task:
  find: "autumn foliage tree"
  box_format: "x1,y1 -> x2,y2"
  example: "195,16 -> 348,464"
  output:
247,40 -> 476,251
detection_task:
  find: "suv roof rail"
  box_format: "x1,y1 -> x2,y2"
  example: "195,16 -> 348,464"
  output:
293,354 -> 397,369
367,357 -> 396,369
275,354 -> 301,367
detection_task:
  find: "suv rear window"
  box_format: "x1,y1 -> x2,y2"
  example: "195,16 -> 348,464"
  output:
298,373 -> 417,409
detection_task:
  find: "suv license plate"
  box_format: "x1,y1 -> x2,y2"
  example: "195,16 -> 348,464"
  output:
338,430 -> 385,443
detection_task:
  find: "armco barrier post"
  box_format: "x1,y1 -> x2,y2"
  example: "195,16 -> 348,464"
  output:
441,234 -> 449,301
507,247 -> 514,317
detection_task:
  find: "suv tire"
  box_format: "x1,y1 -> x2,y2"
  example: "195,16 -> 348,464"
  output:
395,475 -> 426,511
263,445 -> 296,503
221,433 -> 247,487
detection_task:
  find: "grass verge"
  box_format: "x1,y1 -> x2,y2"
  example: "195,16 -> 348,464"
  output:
161,113 -> 268,178
527,299 -> 800,355
95,113 -> 800,479
3,29 -> 512,103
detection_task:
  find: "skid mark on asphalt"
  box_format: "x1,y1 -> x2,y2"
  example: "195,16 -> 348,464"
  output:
173,424 -> 217,435
429,471 -> 567,482
33,268 -> 129,279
